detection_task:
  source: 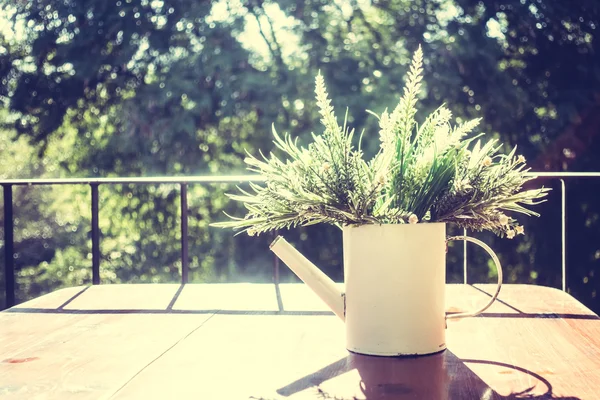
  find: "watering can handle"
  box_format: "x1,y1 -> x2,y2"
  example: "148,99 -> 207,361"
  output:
445,235 -> 503,320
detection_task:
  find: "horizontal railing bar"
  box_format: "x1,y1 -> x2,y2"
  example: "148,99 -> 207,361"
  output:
0,175 -> 266,186
0,172 -> 598,186
529,172 -> 600,178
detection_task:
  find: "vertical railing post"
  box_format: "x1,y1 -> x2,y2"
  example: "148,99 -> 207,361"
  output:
180,183 -> 189,284
3,184 -> 15,308
560,179 -> 566,292
463,227 -> 468,284
91,183 -> 100,285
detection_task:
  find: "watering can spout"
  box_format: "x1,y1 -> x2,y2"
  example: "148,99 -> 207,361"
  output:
270,236 -> 345,321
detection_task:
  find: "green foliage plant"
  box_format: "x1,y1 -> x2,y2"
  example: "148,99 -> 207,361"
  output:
212,47 -> 549,239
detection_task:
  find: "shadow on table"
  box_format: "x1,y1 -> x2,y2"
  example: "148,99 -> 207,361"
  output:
275,351 -> 580,400
9,307 -> 599,321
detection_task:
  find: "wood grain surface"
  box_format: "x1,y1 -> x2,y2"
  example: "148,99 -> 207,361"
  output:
0,283 -> 598,399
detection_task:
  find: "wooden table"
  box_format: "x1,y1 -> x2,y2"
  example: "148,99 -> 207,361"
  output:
1,284 -> 599,399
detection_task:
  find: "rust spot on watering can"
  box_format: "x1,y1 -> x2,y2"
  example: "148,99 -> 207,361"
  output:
2,357 -> 39,364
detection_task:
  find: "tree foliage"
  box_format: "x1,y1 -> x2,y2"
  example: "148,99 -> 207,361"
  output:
1,0 -> 599,312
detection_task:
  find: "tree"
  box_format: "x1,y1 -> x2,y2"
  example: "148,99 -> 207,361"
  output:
1,0 -> 600,313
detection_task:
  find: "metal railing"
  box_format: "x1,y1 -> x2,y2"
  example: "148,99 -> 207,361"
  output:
0,176 -> 265,308
1,172 -> 598,309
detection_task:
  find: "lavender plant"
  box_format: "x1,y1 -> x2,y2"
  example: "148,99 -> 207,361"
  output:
212,47 -> 549,239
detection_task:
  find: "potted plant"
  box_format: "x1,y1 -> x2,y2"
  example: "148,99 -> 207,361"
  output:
212,47 -> 549,356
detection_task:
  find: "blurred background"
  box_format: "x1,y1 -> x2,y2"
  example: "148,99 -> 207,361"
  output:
0,0 -> 599,313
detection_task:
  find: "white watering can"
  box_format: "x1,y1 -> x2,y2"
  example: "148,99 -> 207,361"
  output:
270,223 -> 502,356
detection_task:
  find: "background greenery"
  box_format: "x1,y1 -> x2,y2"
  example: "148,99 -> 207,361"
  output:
1,0 -> 599,312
